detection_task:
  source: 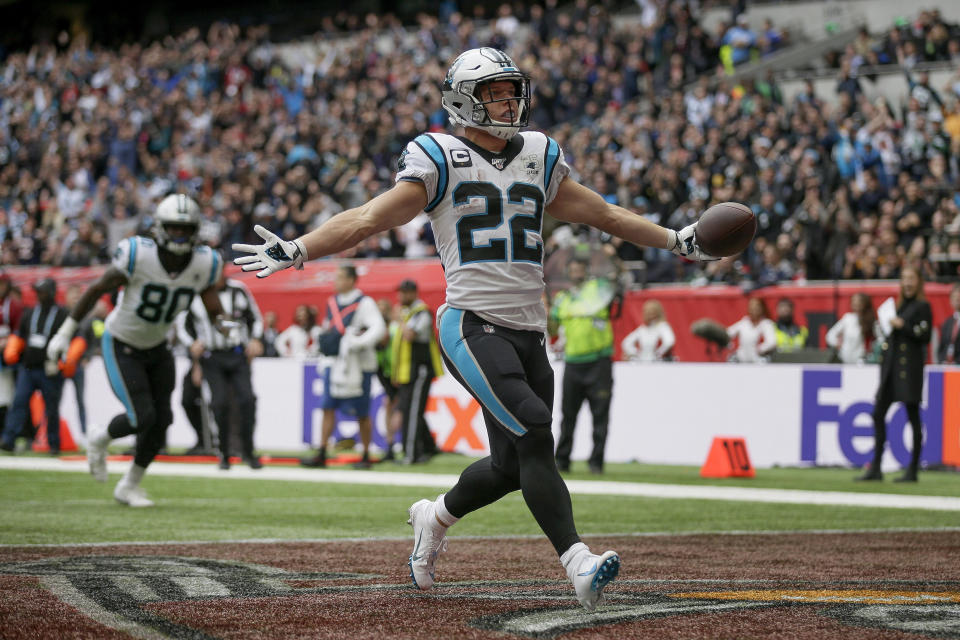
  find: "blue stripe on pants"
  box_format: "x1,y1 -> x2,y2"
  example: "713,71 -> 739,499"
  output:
437,308 -> 527,436
101,331 -> 137,427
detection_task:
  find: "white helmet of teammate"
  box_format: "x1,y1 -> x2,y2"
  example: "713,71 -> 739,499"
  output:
153,194 -> 201,255
441,47 -> 531,141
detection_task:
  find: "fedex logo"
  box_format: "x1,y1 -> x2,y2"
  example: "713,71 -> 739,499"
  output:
301,364 -> 487,453
801,368 -> 960,467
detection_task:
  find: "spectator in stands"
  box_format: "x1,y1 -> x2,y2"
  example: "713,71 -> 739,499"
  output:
0,7 -> 955,291
858,265 -> 931,483
721,14 -> 757,68
836,61 -> 862,102
826,292 -> 877,364
728,298 -> 777,363
756,244 -> 794,286
621,299 -> 675,362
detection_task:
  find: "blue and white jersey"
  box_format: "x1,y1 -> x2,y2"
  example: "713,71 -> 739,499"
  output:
105,236 -> 222,349
395,131 -> 570,332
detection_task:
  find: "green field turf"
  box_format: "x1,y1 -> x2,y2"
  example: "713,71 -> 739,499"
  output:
1,462 -> 957,545
363,453 -> 960,496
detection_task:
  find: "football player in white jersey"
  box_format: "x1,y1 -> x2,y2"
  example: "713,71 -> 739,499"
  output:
232,47 -> 715,610
47,194 -> 232,507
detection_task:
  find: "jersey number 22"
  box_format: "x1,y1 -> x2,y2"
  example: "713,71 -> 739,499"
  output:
455,182 -> 544,265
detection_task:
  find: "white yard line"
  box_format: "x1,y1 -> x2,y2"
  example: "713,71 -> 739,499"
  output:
3,527 -> 960,549
1,456 -> 959,512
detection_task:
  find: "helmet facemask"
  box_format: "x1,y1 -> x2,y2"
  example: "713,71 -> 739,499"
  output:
155,222 -> 199,255
466,77 -> 530,131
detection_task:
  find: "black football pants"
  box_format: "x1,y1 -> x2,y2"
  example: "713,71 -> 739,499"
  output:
437,308 -> 580,556
102,333 -> 175,469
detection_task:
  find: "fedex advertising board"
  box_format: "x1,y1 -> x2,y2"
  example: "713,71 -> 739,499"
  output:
801,367 -> 960,469
63,359 -> 959,469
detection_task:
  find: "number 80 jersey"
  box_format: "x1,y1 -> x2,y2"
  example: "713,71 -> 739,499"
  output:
395,131 -> 570,333
105,236 -> 223,349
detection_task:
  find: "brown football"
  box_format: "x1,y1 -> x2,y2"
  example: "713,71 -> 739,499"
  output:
695,202 -> 757,257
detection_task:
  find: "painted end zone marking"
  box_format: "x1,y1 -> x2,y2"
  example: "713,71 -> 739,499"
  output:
1,457 -> 959,511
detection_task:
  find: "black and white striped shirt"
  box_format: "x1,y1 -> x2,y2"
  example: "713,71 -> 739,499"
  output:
175,279 -> 263,351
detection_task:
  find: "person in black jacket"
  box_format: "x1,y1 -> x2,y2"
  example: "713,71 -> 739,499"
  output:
858,265 -> 932,483
0,279 -> 73,454
936,283 -> 960,364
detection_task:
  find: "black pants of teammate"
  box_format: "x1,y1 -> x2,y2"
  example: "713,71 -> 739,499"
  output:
871,383 -> 923,471
397,362 -> 437,462
555,357 -> 613,471
438,309 -> 580,557
202,349 -> 257,460
103,335 -> 175,469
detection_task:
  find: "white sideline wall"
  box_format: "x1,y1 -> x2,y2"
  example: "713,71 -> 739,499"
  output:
61,358 -> 955,471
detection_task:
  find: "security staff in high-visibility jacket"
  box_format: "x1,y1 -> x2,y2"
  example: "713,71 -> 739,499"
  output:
773,297 -> 809,353
548,259 -> 614,474
391,279 -> 443,464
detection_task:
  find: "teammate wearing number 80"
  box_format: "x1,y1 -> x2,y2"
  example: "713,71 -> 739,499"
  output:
232,47 -> 717,611
46,194 -> 232,507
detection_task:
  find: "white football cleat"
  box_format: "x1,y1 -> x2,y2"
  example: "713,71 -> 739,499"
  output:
570,550 -> 620,611
114,482 -> 154,508
407,499 -> 448,590
87,430 -> 110,483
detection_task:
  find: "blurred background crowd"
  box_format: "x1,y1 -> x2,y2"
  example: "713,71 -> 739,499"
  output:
0,0 -> 959,287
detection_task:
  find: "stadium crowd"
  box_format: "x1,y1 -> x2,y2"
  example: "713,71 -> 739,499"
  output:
0,1 -> 958,289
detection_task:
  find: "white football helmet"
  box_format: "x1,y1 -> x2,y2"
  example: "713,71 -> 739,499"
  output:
441,47 -> 530,140
153,194 -> 200,255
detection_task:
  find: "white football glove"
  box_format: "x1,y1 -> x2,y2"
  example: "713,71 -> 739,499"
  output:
232,225 -> 307,278
669,223 -> 719,262
46,317 -> 77,363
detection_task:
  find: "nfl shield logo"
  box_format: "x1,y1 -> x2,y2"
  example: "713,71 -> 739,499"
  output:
482,324 -> 495,334
491,157 -> 505,170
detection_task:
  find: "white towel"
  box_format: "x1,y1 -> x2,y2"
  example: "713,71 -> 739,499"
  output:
328,332 -> 364,399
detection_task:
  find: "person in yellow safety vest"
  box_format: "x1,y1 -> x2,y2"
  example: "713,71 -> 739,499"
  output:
547,259 -> 615,474
389,279 -> 443,464
375,299 -> 402,462
774,297 -> 809,352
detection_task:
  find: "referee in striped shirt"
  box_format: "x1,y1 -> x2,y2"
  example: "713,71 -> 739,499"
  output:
176,272 -> 264,469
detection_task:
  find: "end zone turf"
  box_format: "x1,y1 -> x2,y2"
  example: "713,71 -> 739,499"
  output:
1,531 -> 957,639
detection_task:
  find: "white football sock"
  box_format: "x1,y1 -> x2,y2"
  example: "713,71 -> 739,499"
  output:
434,493 -> 459,528
123,464 -> 146,487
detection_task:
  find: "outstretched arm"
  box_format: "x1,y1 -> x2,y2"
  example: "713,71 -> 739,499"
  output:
546,178 -> 713,260
233,181 -> 428,278
200,286 -> 227,322
47,266 -> 127,363
69,267 -> 128,322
